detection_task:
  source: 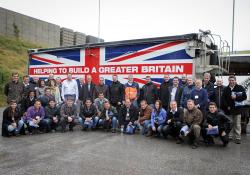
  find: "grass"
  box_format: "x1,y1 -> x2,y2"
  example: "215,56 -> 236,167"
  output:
0,35 -> 41,107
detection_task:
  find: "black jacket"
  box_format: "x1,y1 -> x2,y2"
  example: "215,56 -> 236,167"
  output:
79,104 -> 97,119
214,85 -> 225,109
39,95 -> 55,107
21,97 -> 36,114
141,82 -> 158,105
222,84 -> 247,115
159,81 -> 171,108
82,83 -> 95,102
203,110 -> 232,133
109,81 -> 124,105
45,105 -> 60,119
119,105 -> 139,125
78,83 -> 85,101
168,86 -> 183,108
2,107 -> 22,137
203,81 -> 215,102
167,107 -> 184,124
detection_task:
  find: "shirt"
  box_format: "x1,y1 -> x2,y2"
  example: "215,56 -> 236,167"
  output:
61,79 -> 79,101
171,86 -> 177,101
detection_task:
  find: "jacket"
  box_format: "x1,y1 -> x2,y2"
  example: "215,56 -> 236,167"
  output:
180,84 -> 195,108
183,107 -> 203,126
202,81 -> 215,102
222,84 -> 247,115
45,105 -> 60,119
214,85 -> 225,109
79,104 -> 97,119
26,106 -> 45,121
93,84 -> 110,99
159,81 -> 171,107
60,103 -> 77,119
190,88 -> 208,110
139,105 -> 152,123
168,86 -> 183,108
167,107 -> 184,124
119,105 -> 139,125
141,82 -> 158,105
151,108 -> 167,127
82,82 -> 95,102
109,81 -> 124,104
100,106 -> 118,120
4,81 -> 24,103
124,82 -> 140,100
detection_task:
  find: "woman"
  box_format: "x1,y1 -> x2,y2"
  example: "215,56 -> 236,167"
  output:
2,100 -> 25,137
36,79 -> 47,98
146,100 -> 167,137
25,100 -> 47,134
48,79 -> 61,105
79,98 -> 98,131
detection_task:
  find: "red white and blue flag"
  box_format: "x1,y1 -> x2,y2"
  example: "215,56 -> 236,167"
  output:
29,40 -> 193,87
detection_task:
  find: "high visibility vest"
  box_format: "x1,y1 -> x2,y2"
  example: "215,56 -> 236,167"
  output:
125,87 -> 137,100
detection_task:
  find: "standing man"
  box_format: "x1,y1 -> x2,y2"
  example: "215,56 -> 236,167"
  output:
61,73 -> 79,103
214,78 -> 226,109
159,74 -> 171,110
222,75 -> 247,144
22,75 -> 35,98
4,73 -> 23,104
83,75 -> 95,102
180,76 -> 195,108
124,75 -> 140,108
77,77 -> 85,114
169,77 -> 183,108
141,76 -> 158,106
93,77 -> 109,99
202,72 -> 215,102
109,75 -> 124,110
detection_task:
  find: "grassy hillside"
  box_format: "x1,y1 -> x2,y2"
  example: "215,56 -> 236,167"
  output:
0,35 -> 41,106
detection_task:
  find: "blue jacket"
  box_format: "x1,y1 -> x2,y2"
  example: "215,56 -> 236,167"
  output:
151,108 -> 167,127
180,84 -> 195,108
190,88 -> 208,110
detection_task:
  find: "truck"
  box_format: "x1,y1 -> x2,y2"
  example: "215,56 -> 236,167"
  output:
28,32 -> 229,87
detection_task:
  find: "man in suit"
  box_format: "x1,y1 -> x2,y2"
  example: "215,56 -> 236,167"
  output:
82,75 -> 95,102
168,77 -> 183,108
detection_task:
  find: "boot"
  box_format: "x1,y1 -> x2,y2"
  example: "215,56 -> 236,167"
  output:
145,130 -> 153,137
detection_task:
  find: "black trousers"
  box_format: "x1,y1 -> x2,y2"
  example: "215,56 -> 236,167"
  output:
162,121 -> 183,138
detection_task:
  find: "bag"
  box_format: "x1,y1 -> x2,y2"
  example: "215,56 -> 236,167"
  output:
206,126 -> 219,135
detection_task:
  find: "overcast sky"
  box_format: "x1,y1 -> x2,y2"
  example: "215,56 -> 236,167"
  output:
0,0 -> 249,51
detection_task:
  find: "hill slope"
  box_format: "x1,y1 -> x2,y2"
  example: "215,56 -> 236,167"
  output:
0,35 -> 41,106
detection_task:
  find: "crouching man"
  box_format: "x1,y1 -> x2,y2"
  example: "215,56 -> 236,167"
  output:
119,99 -> 139,134
99,101 -> 118,133
202,102 -> 232,147
162,100 -> 184,143
59,97 -> 77,132
44,99 -> 60,132
180,99 -> 203,149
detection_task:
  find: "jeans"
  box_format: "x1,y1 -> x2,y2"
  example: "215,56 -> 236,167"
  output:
124,124 -> 136,134
7,120 -> 24,134
137,120 -> 151,135
79,116 -> 99,129
99,117 -> 118,129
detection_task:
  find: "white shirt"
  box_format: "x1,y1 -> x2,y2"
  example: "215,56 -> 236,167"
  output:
61,79 -> 79,100
171,86 -> 177,101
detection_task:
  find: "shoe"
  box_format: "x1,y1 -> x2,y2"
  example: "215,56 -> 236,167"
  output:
111,129 -> 116,133
176,139 -> 183,144
235,139 -> 241,144
192,142 -> 198,149
145,131 -> 153,137
222,141 -> 229,147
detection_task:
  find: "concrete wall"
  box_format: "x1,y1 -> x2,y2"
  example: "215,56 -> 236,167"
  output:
0,7 -> 104,47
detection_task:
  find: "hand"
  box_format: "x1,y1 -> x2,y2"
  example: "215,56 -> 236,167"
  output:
118,102 -> 121,105
98,112 -> 101,116
105,116 -> 110,121
128,122 -> 132,125
32,119 -> 38,124
12,123 -> 17,128
231,95 -> 236,100
221,131 -> 226,136
208,124 -> 213,129
86,118 -> 91,122
35,116 -> 40,120
167,119 -> 171,124
53,117 -> 58,123
152,126 -> 156,131
68,116 -> 73,122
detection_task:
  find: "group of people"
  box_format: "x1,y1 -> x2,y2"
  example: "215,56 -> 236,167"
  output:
2,72 -> 247,149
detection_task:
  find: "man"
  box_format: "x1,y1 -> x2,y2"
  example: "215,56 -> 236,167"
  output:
77,77 -> 85,113
99,101 -> 118,133
159,74 -> 171,110
4,73 -> 23,104
21,90 -> 37,114
45,73 -> 55,85
202,72 -> 215,102
222,75 -> 247,144
141,76 -> 158,106
79,98 -> 98,131
119,99 -> 139,134
109,75 -> 124,109
181,100 -> 203,149
22,75 -> 35,98
202,102 -> 231,147
93,77 -> 109,99
137,100 -> 152,135
61,73 -> 79,103
94,92 -> 109,117
190,79 -> 208,114
124,75 -> 140,107
39,88 -> 55,107
180,74 -> 188,87
30,76 -> 39,89
180,77 -> 195,108
82,75 -> 95,102
45,99 -> 60,132
162,100 -> 184,143
168,77 -> 183,108
214,78 -> 226,109
59,97 -> 77,132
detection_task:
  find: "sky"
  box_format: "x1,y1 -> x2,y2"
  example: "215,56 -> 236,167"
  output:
0,0 -> 249,51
